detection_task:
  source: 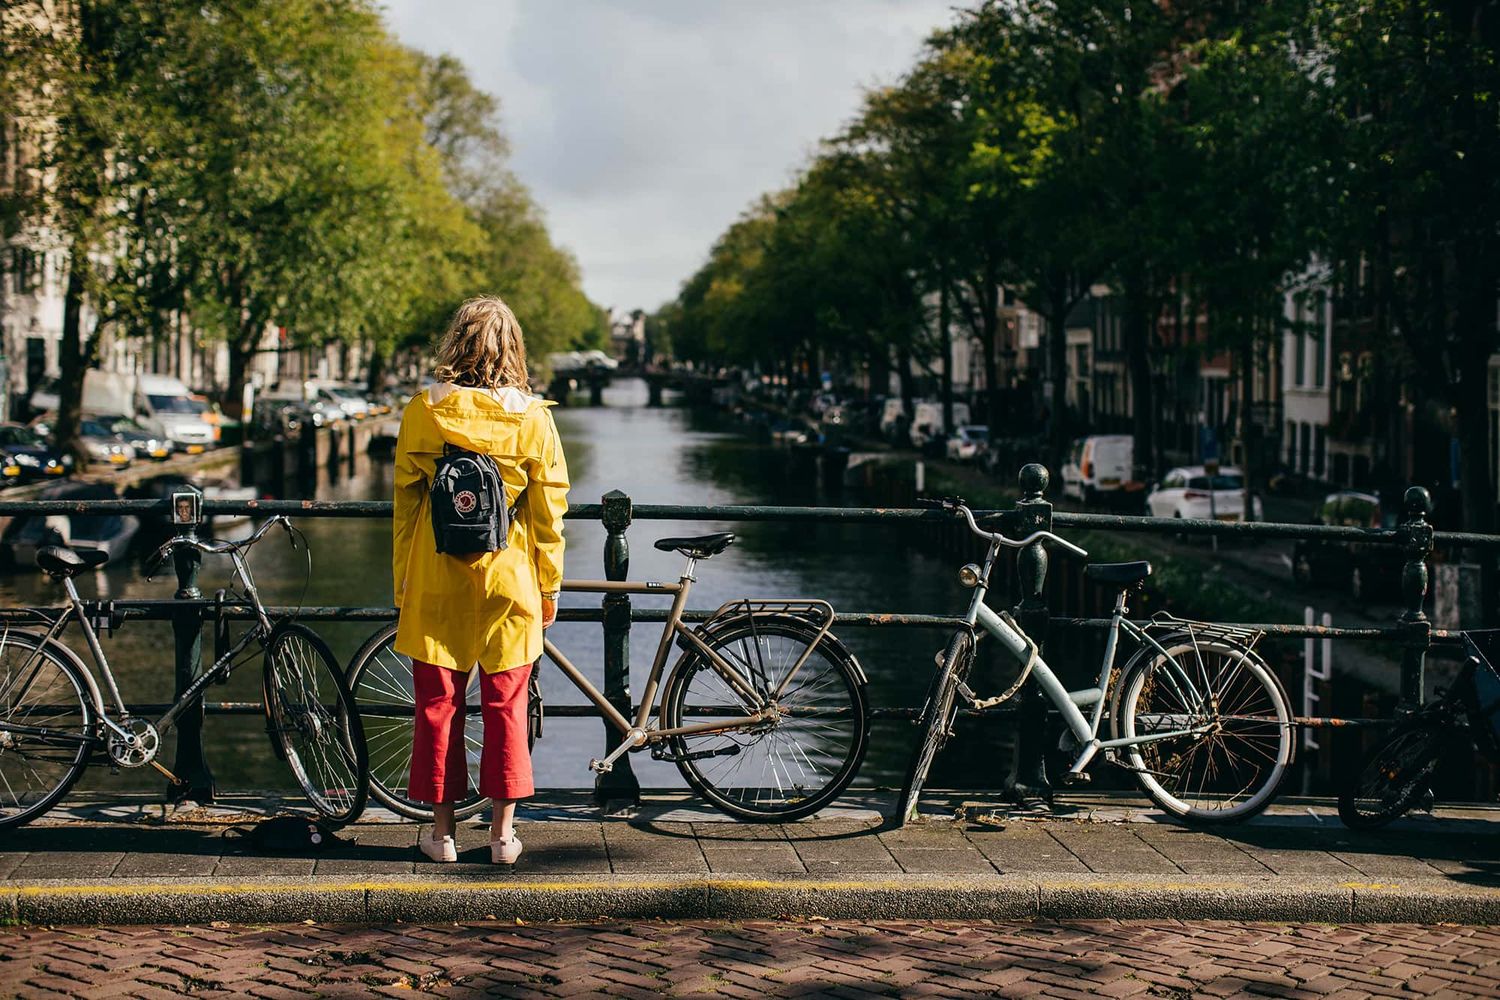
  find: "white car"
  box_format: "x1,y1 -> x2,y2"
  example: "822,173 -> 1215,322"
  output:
1147,465 -> 1263,522
945,425 -> 990,462
1061,435 -> 1135,503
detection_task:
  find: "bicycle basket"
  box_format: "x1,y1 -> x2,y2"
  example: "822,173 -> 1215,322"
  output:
1459,630 -> 1500,761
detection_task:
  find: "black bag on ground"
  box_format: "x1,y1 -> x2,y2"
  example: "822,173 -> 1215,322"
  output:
429,444 -> 518,555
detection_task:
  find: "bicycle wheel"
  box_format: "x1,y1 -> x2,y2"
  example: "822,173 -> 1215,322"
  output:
262,623 -> 368,825
898,629 -> 975,825
344,623 -> 487,822
1116,635 -> 1293,825
661,614 -> 868,822
1337,716 -> 1449,829
0,630 -> 96,832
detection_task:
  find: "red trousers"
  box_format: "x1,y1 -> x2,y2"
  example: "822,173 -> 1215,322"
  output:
408,661 -> 534,803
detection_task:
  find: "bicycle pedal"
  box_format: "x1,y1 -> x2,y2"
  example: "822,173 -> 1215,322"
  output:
588,758 -> 612,774
1063,771 -> 1092,786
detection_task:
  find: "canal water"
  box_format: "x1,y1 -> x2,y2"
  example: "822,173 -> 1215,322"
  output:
9,378 -> 999,798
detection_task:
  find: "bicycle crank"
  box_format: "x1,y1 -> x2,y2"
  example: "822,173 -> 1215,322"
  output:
107,719 -> 162,769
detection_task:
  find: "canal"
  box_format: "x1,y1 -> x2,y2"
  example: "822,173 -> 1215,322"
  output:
7,378 -> 992,799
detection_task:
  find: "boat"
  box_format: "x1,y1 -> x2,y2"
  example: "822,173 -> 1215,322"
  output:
0,482 -> 139,571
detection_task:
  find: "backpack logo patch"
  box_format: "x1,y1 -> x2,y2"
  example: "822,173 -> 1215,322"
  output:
454,490 -> 478,515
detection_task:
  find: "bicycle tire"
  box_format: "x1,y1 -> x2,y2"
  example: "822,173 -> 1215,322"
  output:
898,629 -> 975,825
1116,635 -> 1293,825
1337,715 -> 1450,829
0,629 -> 97,833
262,622 -> 369,825
343,623 -> 488,822
661,614 -> 869,822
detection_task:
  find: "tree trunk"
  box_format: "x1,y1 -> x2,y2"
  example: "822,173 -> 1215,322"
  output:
938,278 -> 954,436
224,322 -> 259,420
1124,284 -> 1157,483
55,262 -> 89,463
366,342 -> 386,396
1047,288 -> 1071,468
1238,333 -> 1257,520
895,342 -> 916,438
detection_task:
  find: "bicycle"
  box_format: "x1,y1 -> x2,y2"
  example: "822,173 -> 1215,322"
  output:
899,497 -> 1296,826
347,531 -> 869,822
0,514 -> 369,831
1338,629 -> 1500,829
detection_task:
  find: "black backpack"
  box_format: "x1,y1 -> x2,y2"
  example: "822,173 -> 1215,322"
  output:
429,444 -> 519,555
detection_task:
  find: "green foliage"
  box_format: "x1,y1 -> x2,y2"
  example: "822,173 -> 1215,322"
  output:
3,0 -> 600,426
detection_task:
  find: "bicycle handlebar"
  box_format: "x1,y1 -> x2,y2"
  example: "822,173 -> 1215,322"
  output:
928,496 -> 1089,559
144,514 -> 292,580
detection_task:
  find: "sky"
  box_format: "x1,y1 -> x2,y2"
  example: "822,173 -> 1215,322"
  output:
380,0 -> 959,314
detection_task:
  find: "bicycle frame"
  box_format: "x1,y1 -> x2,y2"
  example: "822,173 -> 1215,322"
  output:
540,554 -> 835,768
961,537 -> 1215,777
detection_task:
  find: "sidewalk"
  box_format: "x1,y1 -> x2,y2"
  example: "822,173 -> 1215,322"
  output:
4,791 -> 1497,926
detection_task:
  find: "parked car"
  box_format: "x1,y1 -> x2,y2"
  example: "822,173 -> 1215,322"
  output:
88,415 -> 172,461
1146,465 -> 1263,522
0,423 -> 73,483
309,382 -> 371,421
945,425 -> 991,463
1061,435 -> 1138,504
133,373 -> 216,450
1292,491 -> 1405,602
75,417 -> 138,469
909,401 -> 972,449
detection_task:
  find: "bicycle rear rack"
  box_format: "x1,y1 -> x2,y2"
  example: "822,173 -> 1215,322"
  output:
1144,611 -> 1266,653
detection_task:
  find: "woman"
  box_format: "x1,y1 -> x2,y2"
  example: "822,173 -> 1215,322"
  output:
392,296 -> 569,864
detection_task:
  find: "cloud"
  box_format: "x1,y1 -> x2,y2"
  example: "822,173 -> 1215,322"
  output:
380,0 -> 957,310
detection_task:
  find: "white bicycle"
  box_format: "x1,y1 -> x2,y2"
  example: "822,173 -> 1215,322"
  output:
900,498 -> 1295,826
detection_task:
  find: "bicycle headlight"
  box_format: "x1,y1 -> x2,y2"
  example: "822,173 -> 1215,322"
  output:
958,563 -> 983,588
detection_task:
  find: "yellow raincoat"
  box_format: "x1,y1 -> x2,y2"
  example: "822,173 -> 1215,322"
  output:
392,384 -> 569,673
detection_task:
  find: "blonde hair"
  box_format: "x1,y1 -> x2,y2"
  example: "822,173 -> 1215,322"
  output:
432,296 -> 529,390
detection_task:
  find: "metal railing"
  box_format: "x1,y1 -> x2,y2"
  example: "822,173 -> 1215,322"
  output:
0,462 -> 1489,805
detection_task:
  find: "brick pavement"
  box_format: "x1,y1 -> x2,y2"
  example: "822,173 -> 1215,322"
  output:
3,918 -> 1499,998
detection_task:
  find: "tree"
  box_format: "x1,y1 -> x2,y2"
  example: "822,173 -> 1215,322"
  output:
1316,0 -> 1500,535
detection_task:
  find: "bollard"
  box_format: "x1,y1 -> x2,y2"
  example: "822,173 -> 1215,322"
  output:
1397,485 -> 1434,709
589,373 -> 605,407
596,489 -> 641,805
1006,463 -> 1053,806
167,486 -> 215,803
647,378 -> 663,407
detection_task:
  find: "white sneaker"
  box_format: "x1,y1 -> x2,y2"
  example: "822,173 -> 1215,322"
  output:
419,831 -> 457,863
491,834 -> 523,865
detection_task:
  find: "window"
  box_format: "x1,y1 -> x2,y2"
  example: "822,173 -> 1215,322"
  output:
1314,426 -> 1326,477
1286,420 -> 1297,467
1300,423 -> 1312,475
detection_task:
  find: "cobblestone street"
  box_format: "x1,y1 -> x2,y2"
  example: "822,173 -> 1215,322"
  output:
3,919 -> 1499,998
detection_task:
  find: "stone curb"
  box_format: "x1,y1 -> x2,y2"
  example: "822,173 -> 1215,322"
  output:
5,873 -> 1498,927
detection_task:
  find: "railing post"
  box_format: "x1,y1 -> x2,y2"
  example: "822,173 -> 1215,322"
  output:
596,488 -> 641,806
168,486 -> 214,803
1397,485 -> 1434,709
1006,463 -> 1053,806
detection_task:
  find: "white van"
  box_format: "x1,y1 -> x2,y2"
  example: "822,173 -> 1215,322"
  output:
909,401 -> 971,448
1061,435 -> 1136,503
135,374 -> 215,449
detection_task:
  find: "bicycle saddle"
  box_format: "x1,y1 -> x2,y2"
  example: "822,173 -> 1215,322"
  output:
1084,561 -> 1152,587
652,532 -> 736,559
36,545 -> 109,578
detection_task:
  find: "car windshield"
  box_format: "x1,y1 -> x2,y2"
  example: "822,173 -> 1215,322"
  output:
148,394 -> 203,415
109,418 -> 145,434
0,426 -> 41,446
965,427 -> 990,441
1187,475 -> 1244,490
80,421 -> 111,437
